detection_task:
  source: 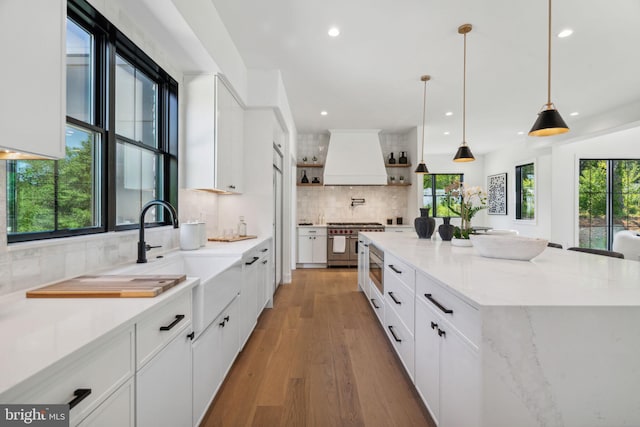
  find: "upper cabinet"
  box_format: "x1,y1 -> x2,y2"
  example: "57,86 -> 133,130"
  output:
184,74 -> 244,193
0,0 -> 66,159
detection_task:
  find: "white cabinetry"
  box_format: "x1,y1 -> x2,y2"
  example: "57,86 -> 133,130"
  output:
77,378 -> 134,427
136,292 -> 193,427
256,245 -> 272,313
0,0 -> 65,158
357,234 -> 370,295
297,227 -> 327,265
414,272 -> 480,427
184,74 -> 244,193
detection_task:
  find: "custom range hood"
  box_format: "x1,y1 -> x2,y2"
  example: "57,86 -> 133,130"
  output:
323,129 -> 387,186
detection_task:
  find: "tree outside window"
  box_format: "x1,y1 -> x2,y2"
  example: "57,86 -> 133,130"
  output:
516,163 -> 535,220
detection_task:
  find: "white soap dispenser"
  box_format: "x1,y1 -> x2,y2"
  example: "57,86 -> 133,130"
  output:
237,216 -> 247,237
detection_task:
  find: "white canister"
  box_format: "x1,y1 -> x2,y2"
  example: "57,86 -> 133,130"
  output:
180,223 -> 200,250
197,222 -> 206,247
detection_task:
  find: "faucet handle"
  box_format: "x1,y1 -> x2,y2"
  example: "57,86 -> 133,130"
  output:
145,244 -> 162,252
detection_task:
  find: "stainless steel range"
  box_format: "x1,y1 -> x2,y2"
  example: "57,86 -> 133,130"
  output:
327,222 -> 385,267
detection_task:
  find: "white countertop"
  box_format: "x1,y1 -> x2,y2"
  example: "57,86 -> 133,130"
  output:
363,232 -> 640,307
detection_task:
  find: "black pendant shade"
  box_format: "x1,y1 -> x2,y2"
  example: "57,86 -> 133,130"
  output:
453,144 -> 475,162
414,162 -> 429,173
528,105 -> 569,136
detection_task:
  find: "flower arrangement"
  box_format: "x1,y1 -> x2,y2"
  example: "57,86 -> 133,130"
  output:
443,180 -> 487,239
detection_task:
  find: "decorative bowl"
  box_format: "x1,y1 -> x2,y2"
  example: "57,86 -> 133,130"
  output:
469,234 -> 548,261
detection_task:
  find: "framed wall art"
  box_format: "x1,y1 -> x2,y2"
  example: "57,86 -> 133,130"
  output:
487,172 -> 507,215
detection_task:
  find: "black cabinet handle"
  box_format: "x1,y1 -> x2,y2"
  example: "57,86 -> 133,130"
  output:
261,248 -> 268,252
262,260 -> 268,264
229,185 -> 236,189
187,331 -> 195,340
219,320 -> 226,327
424,294 -> 453,314
159,314 -> 185,331
246,256 -> 259,265
68,388 -> 92,409
370,298 -> 380,309
430,321 -> 438,330
224,315 -> 230,322
364,244 -> 369,247
388,325 -> 402,343
389,265 -> 402,274
388,291 -> 402,305
438,328 -> 446,338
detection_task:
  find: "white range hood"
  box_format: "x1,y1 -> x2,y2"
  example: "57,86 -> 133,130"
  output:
323,129 -> 387,186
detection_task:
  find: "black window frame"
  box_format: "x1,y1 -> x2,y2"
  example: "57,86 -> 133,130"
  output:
423,173 -> 464,218
515,162 -> 535,221
7,0 -> 178,243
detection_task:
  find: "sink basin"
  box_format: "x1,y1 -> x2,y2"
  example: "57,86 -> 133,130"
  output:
469,234 -> 548,261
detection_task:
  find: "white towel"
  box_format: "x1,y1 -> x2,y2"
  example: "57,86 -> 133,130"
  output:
333,236 -> 346,253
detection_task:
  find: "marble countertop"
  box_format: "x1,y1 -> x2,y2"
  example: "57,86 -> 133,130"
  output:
363,232 -> 640,307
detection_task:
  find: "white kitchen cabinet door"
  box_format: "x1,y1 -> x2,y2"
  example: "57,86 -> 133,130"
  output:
257,254 -> 270,314
137,326 -> 192,427
239,257 -> 259,348
0,0 -> 66,158
415,300 -> 441,425
215,77 -> 244,193
297,236 -> 314,263
77,378 -> 134,427
192,317 -> 223,426
312,235 -> 327,263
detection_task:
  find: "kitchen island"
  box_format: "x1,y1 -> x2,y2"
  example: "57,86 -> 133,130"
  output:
362,231 -> 640,427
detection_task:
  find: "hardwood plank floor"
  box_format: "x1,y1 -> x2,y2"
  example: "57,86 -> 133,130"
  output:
201,268 -> 435,427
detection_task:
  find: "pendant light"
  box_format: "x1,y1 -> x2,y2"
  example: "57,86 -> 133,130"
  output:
453,24 -> 475,163
415,75 -> 431,174
529,0 -> 569,136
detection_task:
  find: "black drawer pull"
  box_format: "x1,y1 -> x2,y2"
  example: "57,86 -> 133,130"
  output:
388,291 -> 402,305
160,314 -> 185,331
388,325 -> 402,343
262,260 -> 268,264
224,315 -> 230,322
261,248 -> 268,252
430,321 -> 438,330
438,328 -> 446,338
388,264 -> 402,274
187,331 -> 195,340
424,294 -> 453,314
370,298 -> 380,309
68,388 -> 91,409
246,256 -> 259,265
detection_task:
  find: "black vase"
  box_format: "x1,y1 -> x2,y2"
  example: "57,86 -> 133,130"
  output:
414,208 -> 436,239
438,217 -> 455,241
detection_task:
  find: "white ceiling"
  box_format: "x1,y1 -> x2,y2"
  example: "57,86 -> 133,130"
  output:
210,0 -> 640,155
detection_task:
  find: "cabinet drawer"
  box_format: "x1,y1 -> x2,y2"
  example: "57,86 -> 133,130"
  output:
298,227 -> 327,237
384,303 -> 414,380
368,279 -> 385,325
384,272 -> 415,334
137,291 -> 192,368
77,377 -> 134,427
416,272 -> 479,347
384,252 -> 415,290
5,328 -> 134,426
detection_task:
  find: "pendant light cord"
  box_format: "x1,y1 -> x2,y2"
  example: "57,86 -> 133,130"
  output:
547,0 -> 552,106
421,79 -> 427,162
462,30 -> 467,145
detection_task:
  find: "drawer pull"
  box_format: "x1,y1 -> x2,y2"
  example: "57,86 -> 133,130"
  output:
187,331 -> 195,340
262,260 -> 268,264
370,298 -> 380,309
424,293 -> 453,314
388,264 -> 402,274
68,388 -> 92,410
430,321 -> 438,330
438,328 -> 446,338
219,316 -> 230,327
261,248 -> 269,252
388,325 -> 402,343
246,256 -> 259,265
159,314 -> 185,331
388,291 -> 402,305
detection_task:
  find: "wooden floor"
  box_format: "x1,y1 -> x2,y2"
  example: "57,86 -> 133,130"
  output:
201,268 -> 435,427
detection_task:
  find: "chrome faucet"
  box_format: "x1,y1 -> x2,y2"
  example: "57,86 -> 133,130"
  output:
137,200 -> 179,263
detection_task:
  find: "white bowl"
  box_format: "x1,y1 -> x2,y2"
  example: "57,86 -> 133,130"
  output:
469,234 -> 548,261
485,229 -> 519,236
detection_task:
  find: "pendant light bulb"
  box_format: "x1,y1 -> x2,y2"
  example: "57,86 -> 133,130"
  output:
415,75 -> 431,174
529,0 -> 569,137
453,24 -> 475,163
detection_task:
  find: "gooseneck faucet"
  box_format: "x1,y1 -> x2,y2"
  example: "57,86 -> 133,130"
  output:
137,200 -> 179,263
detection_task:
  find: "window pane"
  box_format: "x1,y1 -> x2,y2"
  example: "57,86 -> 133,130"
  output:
6,125 -> 100,234
612,160 -> 640,233
517,163 -> 535,220
66,18 -> 93,123
115,55 -> 158,147
116,142 -> 162,225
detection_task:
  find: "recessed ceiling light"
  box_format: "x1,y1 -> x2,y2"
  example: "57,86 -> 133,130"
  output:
557,29 -> 573,38
444,131 -> 450,135
328,27 -> 340,37
570,111 -> 579,116
517,131 -> 525,135
445,111 -> 453,116
320,111 -> 328,116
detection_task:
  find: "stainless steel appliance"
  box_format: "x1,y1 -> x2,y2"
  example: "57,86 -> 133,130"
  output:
327,222 -> 384,267
368,243 -> 384,294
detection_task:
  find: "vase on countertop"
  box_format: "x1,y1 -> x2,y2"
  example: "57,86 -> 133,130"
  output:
414,207 -> 436,239
451,237 -> 473,247
438,217 -> 455,241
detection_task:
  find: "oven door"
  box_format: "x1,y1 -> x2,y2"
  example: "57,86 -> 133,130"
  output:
368,244 -> 383,294
327,235 -> 350,266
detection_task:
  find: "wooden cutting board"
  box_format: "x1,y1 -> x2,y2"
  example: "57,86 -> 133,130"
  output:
208,235 -> 257,242
26,274 -> 187,298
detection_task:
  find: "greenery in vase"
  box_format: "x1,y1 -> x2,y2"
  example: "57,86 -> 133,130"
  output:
444,180 -> 487,238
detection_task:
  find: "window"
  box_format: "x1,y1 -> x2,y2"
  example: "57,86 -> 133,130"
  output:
423,174 -> 464,217
515,163 -> 535,220
6,0 -> 178,242
579,159 -> 640,250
